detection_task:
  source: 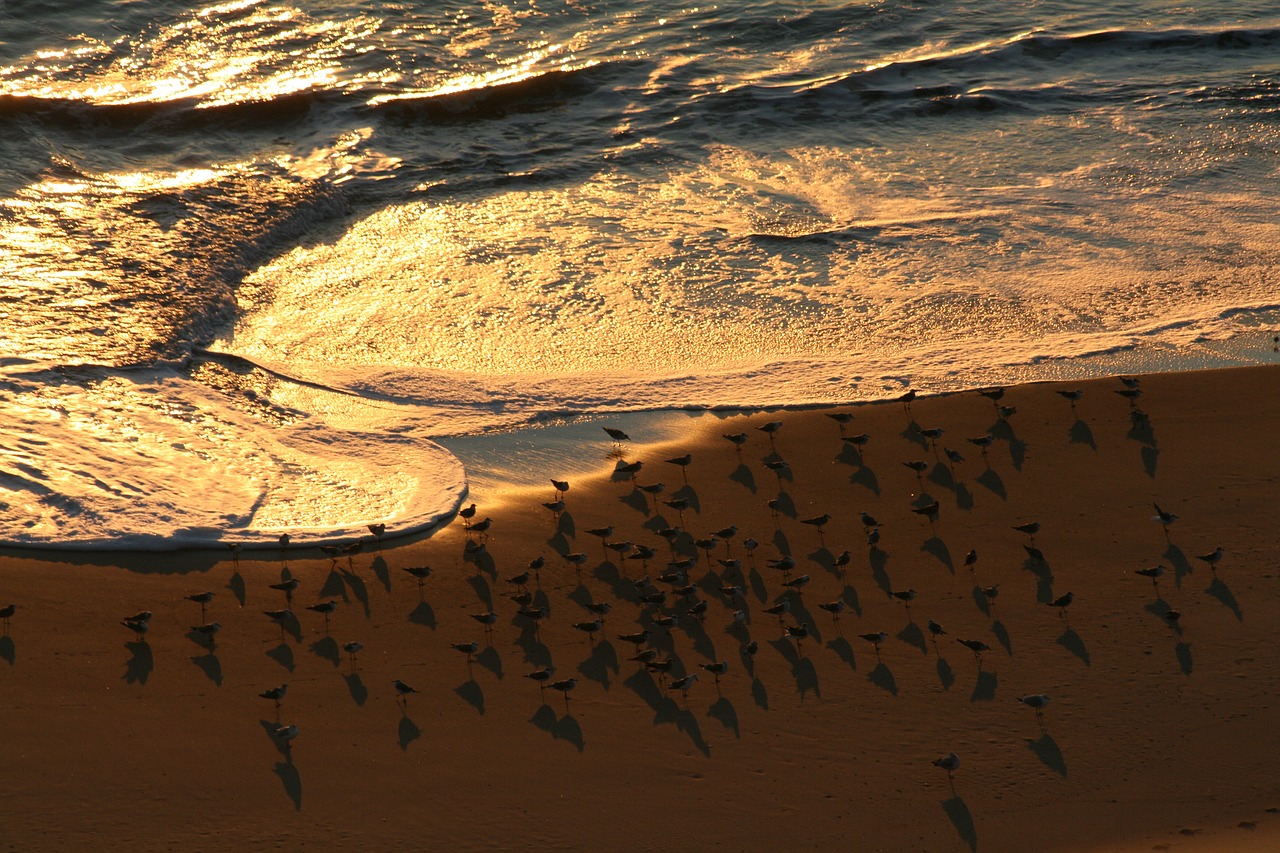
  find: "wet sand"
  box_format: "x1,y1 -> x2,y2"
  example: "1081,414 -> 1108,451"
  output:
2,365 -> 1279,851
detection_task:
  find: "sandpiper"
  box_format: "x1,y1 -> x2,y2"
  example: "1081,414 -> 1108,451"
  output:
259,683 -> 288,709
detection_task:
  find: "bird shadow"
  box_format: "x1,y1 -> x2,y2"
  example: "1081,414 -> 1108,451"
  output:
748,565 -> 769,602
870,551 -> 892,597
619,488 -> 650,515
0,636 -> 13,666
190,652 -> 223,686
578,639 -> 619,690
751,676 -> 769,710
868,662 -> 897,695
557,510 -> 577,538
455,678 -> 485,715
408,600 -> 436,629
730,464 -> 757,493
970,670 -> 997,702
1028,733 -> 1067,777
273,757 -> 302,811
708,697 -> 740,738
370,556 -> 391,592
1127,410 -> 1157,446
673,483 -> 701,512
850,465 -> 880,496
654,698 -> 710,757
398,714 -> 422,750
936,656 -> 955,690
1171,639 -> 1193,675
942,796 -> 978,852
898,621 -> 927,655
971,587 -> 991,617
467,576 -> 493,610
991,620 -> 1012,656
770,490 -> 797,520
554,713 -> 585,752
623,668 -> 666,711
950,482 -> 975,510
123,641 -> 152,684
922,536 -> 954,572
1141,446 -> 1159,478
476,646 -> 504,680
1057,628 -> 1089,665
1164,545 -> 1193,587
344,672 -> 368,706
842,584 -> 862,616
989,420 -> 1026,470
310,636 -> 340,667
320,569 -> 346,599
258,637 -> 294,669
826,636 -> 857,671
1206,578 -> 1242,621
1068,419 -> 1096,449
227,571 -> 247,606
259,719 -> 295,758
278,611 -> 303,643
975,468 -> 1006,500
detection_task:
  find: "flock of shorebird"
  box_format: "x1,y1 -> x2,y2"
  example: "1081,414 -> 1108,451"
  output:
0,374 -> 1234,779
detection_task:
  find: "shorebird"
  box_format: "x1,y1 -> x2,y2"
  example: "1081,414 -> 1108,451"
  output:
944,448 -> 965,469
833,550 -> 851,573
525,667 -> 555,693
561,552 -> 589,577
469,612 -> 498,635
190,622 -> 221,645
694,537 -> 719,564
542,499 -> 566,517
844,433 -> 870,451
550,676 -> 577,712
651,613 -> 679,631
518,606 -> 548,631
920,426 -> 944,447
402,565 -> 432,591
957,638 -> 990,665
122,617 -> 150,642
1197,547 -> 1224,575
637,482 -> 665,513
891,589 -> 917,614
268,578 -> 299,601
342,641 -> 363,666
583,601 -> 612,619
859,631 -> 888,661
1047,591 -> 1074,619
551,478 -> 570,499
827,412 -> 854,434
264,608 -> 293,640
638,590 -> 667,606
978,387 -> 1004,404
663,497 -> 689,525
1152,503 -> 1178,538
1163,609 -> 1182,627
980,584 -> 1000,613
629,649 -> 657,666
903,460 -> 928,480
967,434 -> 993,454
506,570 -> 531,589
1013,521 -> 1040,543
1115,387 -> 1142,407
1057,389 -> 1083,411
782,574 -> 811,592
998,405 -> 1017,420
669,673 -> 699,702
723,432 -> 748,454
1135,565 -> 1166,588
1121,376 -> 1141,388
226,542 -> 243,569
510,591 -> 533,607
393,679 -> 417,706
688,599 -> 709,622
718,558 -> 742,575
469,517 -> 493,538
306,601 -> 338,633
933,752 -> 960,784
743,640 -> 759,659
860,511 -> 880,531
273,724 -> 298,743
572,618 -> 603,641
719,584 -> 745,600
606,541 -> 634,562
728,609 -> 748,629
784,623 -> 810,651
898,389 -> 917,415
927,620 -> 946,652
757,421 -> 783,443
666,453 -> 693,483
1017,693 -> 1051,723
451,641 -> 480,665
762,600 -> 791,622
367,523 -> 386,540
801,514 -> 831,544
185,591 -> 215,622
912,501 -> 940,521
528,555 -> 546,583
616,630 -> 649,648
259,683 -> 288,709
459,503 -> 477,528
615,459 -> 643,480
0,603 -> 13,633
700,660 -> 730,686
964,549 -> 978,572
603,427 -> 630,449
818,600 -> 846,624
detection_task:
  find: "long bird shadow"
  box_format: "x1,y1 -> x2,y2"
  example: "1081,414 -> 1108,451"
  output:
266,643 -> 295,672
751,676 -> 769,710
190,652 -> 223,686
1057,628 -> 1089,665
826,636 -> 857,671
730,464 -> 757,493
619,488 -> 650,515
344,672 -> 368,706
936,656 -> 955,690
1164,544 -> 1193,588
408,600 -> 436,629
553,713 -> 585,752
124,641 -> 153,684
898,621 -> 927,655
992,620 -> 1012,656
842,584 -> 862,616
1206,578 -> 1242,621
273,757 -> 302,811
975,468 -> 1006,500
850,465 -> 880,496
398,715 -> 422,750
455,679 -> 485,715
467,576 -> 493,610
1141,446 -> 1159,478
370,556 -> 391,592
988,419 -> 1026,470
623,668 -> 665,711
310,636 -> 340,667
0,636 -> 13,665
942,796 -> 978,853
228,570 -> 247,606
951,482 -> 975,510
654,698 -> 710,757
1069,419 -> 1096,449
1028,733 -> 1067,777
922,536 -> 954,572
578,640 -> 619,689
1174,640 -> 1193,675
476,646 -> 504,680
970,670 -> 997,702
708,697 -> 740,738
868,662 -> 897,695
870,548 -> 892,597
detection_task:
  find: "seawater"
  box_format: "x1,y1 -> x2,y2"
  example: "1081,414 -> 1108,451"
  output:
2,0 -> 1279,548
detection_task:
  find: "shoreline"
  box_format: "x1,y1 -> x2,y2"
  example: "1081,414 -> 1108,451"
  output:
3,363 -> 1279,851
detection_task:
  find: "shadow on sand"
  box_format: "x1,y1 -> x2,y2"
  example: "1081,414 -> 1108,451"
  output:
942,796 -> 977,852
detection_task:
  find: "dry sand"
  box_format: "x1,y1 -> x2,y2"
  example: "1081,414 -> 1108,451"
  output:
2,365 -> 1279,852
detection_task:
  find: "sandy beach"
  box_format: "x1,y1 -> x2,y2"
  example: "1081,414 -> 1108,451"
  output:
3,364 -> 1279,852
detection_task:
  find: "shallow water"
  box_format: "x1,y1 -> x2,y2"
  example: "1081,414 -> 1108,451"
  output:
2,0 -> 1278,547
